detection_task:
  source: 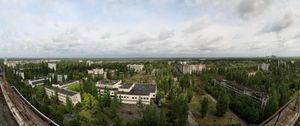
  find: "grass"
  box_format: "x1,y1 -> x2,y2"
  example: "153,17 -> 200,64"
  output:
189,92 -> 233,126
66,82 -> 81,92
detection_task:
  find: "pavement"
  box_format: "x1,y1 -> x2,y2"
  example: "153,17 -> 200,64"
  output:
0,99 -> 18,126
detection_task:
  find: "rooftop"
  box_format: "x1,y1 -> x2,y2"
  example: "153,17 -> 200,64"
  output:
98,80 -> 120,85
46,86 -> 78,96
119,83 -> 133,89
30,78 -> 46,85
120,84 -> 156,95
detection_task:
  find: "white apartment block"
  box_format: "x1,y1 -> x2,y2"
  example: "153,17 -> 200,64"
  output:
45,86 -> 81,105
181,64 -> 206,74
258,63 -> 270,71
96,80 -> 157,105
48,63 -> 57,71
87,68 -> 104,75
127,64 -> 144,72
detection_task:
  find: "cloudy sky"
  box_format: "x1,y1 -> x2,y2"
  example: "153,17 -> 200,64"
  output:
0,0 -> 300,58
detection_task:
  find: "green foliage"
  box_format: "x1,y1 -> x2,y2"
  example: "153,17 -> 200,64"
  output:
82,93 -> 97,109
66,96 -> 73,113
201,97 -> 209,118
216,92 -> 229,117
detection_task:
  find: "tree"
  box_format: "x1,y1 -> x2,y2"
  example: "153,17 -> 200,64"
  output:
140,106 -> 159,126
66,96 -> 73,113
216,92 -> 229,117
187,87 -> 193,103
201,97 -> 209,118
82,93 -> 97,109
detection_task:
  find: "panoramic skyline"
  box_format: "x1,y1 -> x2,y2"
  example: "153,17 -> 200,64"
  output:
1,0 -> 300,58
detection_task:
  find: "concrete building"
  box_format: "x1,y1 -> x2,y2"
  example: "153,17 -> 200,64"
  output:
127,64 -> 144,72
96,80 -> 157,105
16,71 -> 25,79
180,64 -> 206,74
45,86 -> 81,105
248,71 -> 257,77
28,78 -> 47,88
87,68 -> 104,75
212,79 -> 269,108
258,63 -> 270,71
57,75 -> 63,82
48,63 -> 57,71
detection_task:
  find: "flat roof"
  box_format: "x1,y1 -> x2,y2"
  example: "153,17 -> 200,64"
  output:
46,86 -> 78,96
119,83 -> 133,89
98,80 -> 120,85
31,79 -> 45,85
120,84 -> 156,95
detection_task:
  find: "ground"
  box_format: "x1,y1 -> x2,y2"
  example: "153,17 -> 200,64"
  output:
188,91 -> 247,126
117,104 -> 141,122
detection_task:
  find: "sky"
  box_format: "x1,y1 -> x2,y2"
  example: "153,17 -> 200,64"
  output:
0,0 -> 300,58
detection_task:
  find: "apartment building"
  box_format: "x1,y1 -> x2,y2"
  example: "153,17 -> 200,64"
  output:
127,64 -> 144,72
45,86 -> 81,105
180,64 -> 206,74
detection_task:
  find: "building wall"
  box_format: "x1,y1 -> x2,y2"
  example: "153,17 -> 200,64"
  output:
182,64 -> 206,74
98,88 -> 153,105
45,88 -> 81,105
127,64 -> 144,72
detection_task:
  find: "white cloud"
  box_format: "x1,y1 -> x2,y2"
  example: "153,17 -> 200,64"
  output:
0,0 -> 300,57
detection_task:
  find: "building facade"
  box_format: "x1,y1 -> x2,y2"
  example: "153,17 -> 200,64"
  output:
96,80 -> 157,105
48,63 -> 57,71
45,86 -> 81,105
258,63 -> 270,71
127,64 -> 144,72
180,64 -> 206,74
87,68 -> 104,75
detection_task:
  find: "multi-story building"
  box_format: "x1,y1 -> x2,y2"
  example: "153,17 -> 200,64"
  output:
180,64 -> 206,74
258,63 -> 270,71
87,68 -> 104,75
96,80 -> 157,105
127,64 -> 144,72
48,63 -> 57,71
45,86 -> 81,105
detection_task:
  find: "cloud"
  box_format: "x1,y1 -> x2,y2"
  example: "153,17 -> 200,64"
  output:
236,0 -> 275,19
260,9 -> 298,34
0,0 -> 300,57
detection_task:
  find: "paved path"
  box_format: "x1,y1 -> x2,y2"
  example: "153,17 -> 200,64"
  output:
188,111 -> 199,126
0,91 -> 18,126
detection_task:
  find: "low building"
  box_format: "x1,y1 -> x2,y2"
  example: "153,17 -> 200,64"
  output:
28,78 -> 47,88
180,64 -> 206,74
96,80 -> 157,105
127,64 -> 144,72
45,86 -> 81,105
212,79 -> 269,108
87,68 -> 104,75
